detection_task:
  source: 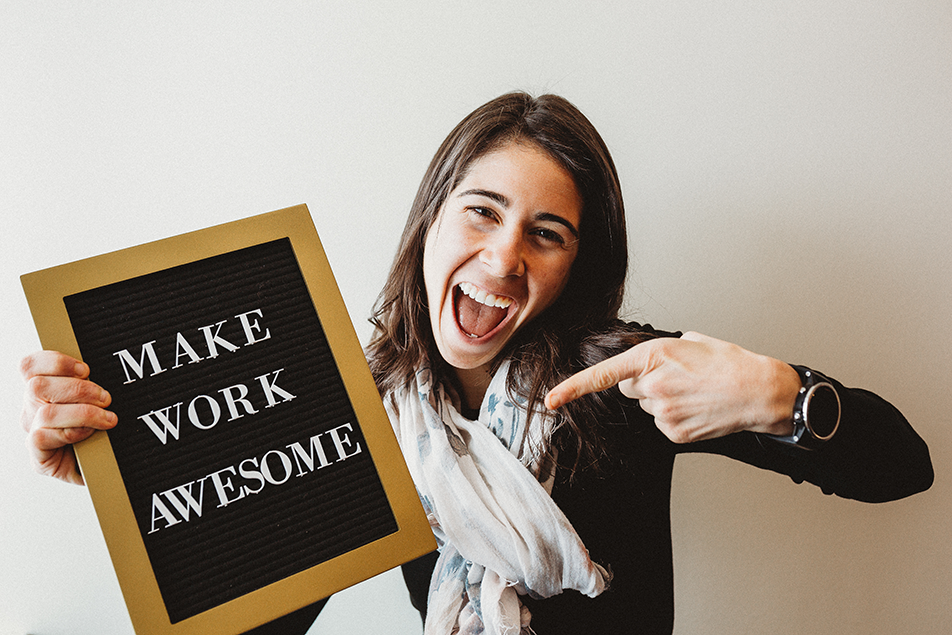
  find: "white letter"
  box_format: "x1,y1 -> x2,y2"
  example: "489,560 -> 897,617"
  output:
160,478 -> 207,523
172,332 -> 204,369
137,402 -> 183,444
238,457 -> 266,496
207,466 -> 246,508
327,423 -> 362,462
149,492 -> 180,534
113,341 -> 166,384
236,309 -> 271,346
198,320 -> 239,358
256,369 -> 296,407
219,383 -> 258,421
260,450 -> 293,485
286,434 -> 332,476
188,394 -> 221,430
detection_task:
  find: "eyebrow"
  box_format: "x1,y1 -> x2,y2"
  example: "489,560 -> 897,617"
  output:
456,188 -> 580,238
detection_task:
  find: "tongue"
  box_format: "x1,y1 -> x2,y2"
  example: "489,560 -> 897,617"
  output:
456,292 -> 507,338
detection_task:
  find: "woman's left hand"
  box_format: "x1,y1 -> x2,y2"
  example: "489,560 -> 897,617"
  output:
545,332 -> 800,443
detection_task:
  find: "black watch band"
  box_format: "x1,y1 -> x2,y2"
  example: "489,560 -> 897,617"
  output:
786,365 -> 840,449
767,365 -> 841,449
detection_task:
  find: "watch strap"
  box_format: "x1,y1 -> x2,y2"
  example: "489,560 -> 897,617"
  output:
769,365 -> 840,450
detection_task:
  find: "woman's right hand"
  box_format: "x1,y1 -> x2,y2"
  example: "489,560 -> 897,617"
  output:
20,351 -> 117,485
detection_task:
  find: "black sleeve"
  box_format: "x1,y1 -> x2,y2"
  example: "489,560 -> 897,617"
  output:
681,374 -> 934,503
241,598 -> 328,635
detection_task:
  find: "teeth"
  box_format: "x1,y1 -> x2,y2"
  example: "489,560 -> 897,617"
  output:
459,282 -> 512,308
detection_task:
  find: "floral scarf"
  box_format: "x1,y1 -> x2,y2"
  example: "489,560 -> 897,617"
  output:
385,360 -> 611,634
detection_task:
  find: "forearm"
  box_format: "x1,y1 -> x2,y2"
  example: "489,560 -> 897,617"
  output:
799,377 -> 934,502
688,376 -> 934,503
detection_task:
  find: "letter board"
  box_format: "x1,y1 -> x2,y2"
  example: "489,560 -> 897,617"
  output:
21,205 -> 435,634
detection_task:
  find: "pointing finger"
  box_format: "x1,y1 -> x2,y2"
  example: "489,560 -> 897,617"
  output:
545,344 -> 652,410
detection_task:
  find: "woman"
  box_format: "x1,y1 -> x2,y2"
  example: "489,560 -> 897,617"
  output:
20,93 -> 933,634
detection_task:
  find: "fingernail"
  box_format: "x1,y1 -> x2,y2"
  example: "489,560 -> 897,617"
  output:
104,411 -> 118,426
74,362 -> 88,376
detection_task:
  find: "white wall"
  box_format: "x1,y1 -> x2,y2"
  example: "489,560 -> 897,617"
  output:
1,2 -> 949,633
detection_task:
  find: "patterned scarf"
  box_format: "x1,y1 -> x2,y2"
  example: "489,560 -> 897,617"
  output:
385,360 -> 611,634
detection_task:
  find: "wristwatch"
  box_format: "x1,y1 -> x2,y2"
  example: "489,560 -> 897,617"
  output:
774,365 -> 840,449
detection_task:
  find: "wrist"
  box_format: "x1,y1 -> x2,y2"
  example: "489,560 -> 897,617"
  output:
758,359 -> 801,436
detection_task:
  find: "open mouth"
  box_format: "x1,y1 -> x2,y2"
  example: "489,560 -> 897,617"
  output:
454,282 -> 514,339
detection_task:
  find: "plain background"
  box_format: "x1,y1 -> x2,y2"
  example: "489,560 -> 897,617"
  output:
1,2 -> 949,634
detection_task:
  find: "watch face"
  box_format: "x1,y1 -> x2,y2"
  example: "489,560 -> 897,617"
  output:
805,383 -> 840,439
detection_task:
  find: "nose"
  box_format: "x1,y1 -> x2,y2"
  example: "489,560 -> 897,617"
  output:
480,227 -> 526,277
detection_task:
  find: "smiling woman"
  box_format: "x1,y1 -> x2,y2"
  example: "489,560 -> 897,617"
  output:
422,142 -> 582,404
18,92 -> 934,635
368,93 -> 632,470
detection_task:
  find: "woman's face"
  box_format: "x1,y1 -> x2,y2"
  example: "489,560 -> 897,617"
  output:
423,141 -> 582,373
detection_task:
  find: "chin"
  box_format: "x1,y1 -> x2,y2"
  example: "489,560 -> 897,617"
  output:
437,330 -> 504,371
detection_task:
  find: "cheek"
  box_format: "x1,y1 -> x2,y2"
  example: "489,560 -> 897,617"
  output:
423,218 -> 477,291
422,221 -> 460,311
532,257 -> 576,310
421,243 -> 442,315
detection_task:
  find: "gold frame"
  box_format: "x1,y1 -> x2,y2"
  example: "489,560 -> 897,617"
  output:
21,204 -> 434,634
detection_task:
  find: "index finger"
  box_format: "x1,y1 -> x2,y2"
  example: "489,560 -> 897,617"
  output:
20,350 -> 89,381
544,344 -> 651,410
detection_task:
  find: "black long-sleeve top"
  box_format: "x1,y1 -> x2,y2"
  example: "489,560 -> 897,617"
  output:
520,370 -> 934,634
249,334 -> 934,635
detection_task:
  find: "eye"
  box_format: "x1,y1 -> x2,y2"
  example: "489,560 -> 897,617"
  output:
532,227 -> 565,244
530,226 -> 576,249
466,206 -> 498,223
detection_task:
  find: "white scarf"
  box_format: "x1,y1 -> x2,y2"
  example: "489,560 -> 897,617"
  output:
385,361 -> 611,635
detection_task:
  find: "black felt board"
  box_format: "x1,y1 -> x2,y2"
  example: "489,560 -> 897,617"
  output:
63,237 -> 397,623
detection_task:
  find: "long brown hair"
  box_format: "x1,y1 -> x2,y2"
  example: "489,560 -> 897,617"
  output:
367,92 -> 649,472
